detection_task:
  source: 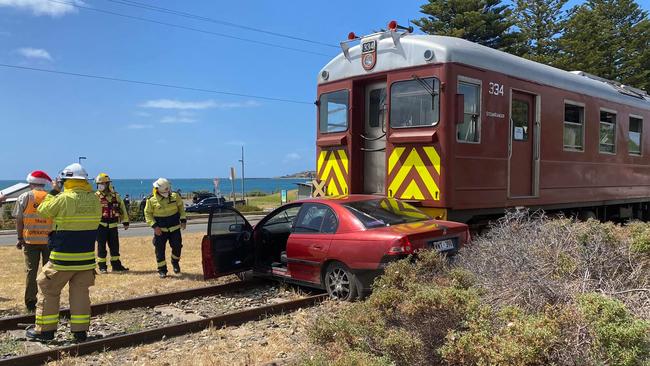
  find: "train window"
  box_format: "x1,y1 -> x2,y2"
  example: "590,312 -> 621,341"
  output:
389,77 -> 440,128
319,90 -> 349,133
563,103 -> 584,151
629,116 -> 643,155
599,110 -> 617,154
457,82 -> 481,143
512,100 -> 530,141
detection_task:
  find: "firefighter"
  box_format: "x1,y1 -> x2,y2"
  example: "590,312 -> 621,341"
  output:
144,178 -> 186,278
94,173 -> 129,273
26,163 -> 101,342
12,170 -> 53,312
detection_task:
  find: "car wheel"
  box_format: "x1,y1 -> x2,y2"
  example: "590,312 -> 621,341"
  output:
324,262 -> 359,301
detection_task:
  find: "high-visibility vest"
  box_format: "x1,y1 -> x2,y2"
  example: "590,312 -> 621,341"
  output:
144,192 -> 187,232
38,188 -> 102,271
22,190 -> 52,245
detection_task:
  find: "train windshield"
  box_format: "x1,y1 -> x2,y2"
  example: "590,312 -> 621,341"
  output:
319,90 -> 349,133
390,77 -> 440,128
344,198 -> 431,229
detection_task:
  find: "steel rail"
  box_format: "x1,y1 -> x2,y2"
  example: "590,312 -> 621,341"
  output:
0,279 -> 266,331
0,294 -> 327,366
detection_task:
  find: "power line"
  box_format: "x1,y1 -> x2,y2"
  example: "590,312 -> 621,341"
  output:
0,63 -> 313,105
45,0 -> 332,57
101,0 -> 339,49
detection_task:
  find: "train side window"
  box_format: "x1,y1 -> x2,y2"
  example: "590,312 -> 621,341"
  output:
629,116 -> 643,156
599,110 -> 617,154
319,90 -> 349,133
563,102 -> 584,151
457,81 -> 481,143
389,77 -> 440,128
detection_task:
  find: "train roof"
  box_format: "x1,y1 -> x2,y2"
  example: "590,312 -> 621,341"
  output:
318,34 -> 650,111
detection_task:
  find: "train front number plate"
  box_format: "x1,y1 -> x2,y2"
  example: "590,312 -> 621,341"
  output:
429,239 -> 454,252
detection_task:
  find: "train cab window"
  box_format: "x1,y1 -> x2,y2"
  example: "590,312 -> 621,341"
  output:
389,77 -> 440,128
319,90 -> 349,133
457,81 -> 481,143
563,103 -> 584,151
599,110 -> 617,154
629,116 -> 643,155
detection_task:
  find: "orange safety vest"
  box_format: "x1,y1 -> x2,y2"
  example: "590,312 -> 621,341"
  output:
23,190 -> 52,245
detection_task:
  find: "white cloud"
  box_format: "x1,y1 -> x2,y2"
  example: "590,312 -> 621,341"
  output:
134,111 -> 151,117
139,99 -> 261,110
0,0 -> 84,17
140,99 -> 217,110
126,124 -> 153,129
283,152 -> 301,163
16,47 -> 52,61
160,115 -> 196,124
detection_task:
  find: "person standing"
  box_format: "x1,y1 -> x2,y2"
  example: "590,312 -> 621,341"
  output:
12,171 -> 53,312
94,173 -> 129,273
123,194 -> 131,211
26,163 -> 101,342
144,178 -> 186,278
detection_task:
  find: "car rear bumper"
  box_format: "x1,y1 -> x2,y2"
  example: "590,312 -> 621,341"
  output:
352,254 -> 409,292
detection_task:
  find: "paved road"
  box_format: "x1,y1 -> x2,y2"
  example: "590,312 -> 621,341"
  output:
0,215 -> 264,246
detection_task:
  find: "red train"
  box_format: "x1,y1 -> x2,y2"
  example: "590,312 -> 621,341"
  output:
314,21 -> 650,224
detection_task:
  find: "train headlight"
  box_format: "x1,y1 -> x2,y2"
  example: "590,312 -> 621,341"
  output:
321,70 -> 329,81
424,49 -> 434,61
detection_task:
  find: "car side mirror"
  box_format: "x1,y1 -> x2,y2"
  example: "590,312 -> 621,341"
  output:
229,223 -> 245,233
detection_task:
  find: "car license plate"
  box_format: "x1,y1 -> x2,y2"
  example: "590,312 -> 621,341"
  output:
430,239 -> 454,252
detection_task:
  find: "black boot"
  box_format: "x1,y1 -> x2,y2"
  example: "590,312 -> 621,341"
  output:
98,262 -> 108,274
111,260 -> 129,272
158,270 -> 167,278
26,328 -> 55,342
172,261 -> 181,274
72,331 -> 87,342
25,301 -> 36,313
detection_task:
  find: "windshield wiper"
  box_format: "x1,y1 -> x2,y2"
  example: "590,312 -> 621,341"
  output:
412,75 -> 438,110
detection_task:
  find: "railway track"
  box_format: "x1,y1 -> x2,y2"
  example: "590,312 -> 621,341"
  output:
0,279 -> 266,331
0,280 -> 327,366
0,294 -> 326,366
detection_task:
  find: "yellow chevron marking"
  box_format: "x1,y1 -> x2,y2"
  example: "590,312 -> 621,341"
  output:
388,148 -> 440,201
317,151 -> 327,174
402,180 -> 425,200
388,147 -> 405,174
337,149 -> 349,174
318,149 -> 348,196
423,146 -> 441,174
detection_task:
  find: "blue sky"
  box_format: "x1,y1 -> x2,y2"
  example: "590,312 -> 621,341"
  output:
0,0 -> 648,179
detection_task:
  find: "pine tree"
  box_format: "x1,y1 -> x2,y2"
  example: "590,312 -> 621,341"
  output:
510,0 -> 568,66
412,0 -> 518,51
558,0 -> 650,91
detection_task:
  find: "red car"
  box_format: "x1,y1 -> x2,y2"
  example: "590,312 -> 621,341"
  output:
201,195 -> 469,300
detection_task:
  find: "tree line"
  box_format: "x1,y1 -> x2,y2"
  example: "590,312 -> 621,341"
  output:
413,0 -> 650,92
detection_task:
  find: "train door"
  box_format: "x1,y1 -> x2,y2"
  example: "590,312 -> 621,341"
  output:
363,82 -> 387,194
509,91 -> 537,197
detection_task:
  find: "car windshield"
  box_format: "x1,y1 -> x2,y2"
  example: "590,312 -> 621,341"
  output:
343,198 -> 431,229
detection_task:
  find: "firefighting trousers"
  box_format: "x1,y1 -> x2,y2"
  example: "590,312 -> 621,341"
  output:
153,229 -> 182,273
35,262 -> 95,332
96,225 -> 121,266
23,245 -> 50,308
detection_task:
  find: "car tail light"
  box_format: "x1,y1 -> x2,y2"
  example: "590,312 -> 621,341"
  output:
387,236 -> 414,255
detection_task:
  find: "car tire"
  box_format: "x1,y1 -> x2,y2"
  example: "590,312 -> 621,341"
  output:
324,262 -> 359,301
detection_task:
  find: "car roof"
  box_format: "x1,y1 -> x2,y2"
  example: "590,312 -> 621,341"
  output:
294,194 -> 385,205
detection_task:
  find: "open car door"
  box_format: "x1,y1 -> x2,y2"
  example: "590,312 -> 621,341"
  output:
201,207 -> 254,280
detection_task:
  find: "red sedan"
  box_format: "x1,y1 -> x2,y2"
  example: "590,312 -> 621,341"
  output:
201,195 -> 469,300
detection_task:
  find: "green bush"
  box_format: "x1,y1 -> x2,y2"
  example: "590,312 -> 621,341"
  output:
247,190 -> 267,197
628,221 -> 650,255
578,293 -> 650,366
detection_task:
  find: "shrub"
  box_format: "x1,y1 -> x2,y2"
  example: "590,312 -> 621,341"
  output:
578,293 -> 650,366
234,204 -> 262,213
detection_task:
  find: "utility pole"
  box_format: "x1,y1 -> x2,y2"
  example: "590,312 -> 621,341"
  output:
239,146 -> 245,203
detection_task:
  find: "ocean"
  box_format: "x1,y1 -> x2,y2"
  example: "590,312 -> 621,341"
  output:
0,178 -> 309,199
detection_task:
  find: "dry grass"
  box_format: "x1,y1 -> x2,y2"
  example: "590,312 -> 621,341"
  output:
0,232 -> 233,315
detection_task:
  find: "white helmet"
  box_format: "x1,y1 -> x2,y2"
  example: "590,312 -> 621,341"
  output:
153,178 -> 171,192
59,163 -> 88,180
